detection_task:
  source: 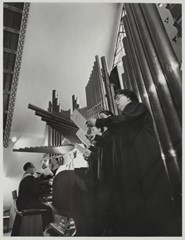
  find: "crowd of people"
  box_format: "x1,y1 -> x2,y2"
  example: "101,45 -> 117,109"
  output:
11,89 -> 181,236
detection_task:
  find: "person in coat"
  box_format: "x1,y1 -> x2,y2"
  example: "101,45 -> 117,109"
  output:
86,89 -> 181,236
11,162 -> 53,236
88,110 -> 116,235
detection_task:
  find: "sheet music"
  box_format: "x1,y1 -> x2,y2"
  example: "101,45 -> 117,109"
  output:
71,109 -> 88,132
71,109 -> 91,146
76,129 -> 91,147
74,143 -> 88,155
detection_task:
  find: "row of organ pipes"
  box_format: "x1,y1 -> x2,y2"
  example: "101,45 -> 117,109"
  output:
46,3 -> 181,210
121,4 -> 182,205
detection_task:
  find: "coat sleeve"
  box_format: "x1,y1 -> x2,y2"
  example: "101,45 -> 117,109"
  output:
94,131 -> 111,148
88,145 -> 96,152
96,102 -> 147,129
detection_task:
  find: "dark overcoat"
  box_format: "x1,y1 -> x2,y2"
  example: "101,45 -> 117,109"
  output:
11,175 -> 53,236
52,170 -> 88,235
96,101 -> 181,236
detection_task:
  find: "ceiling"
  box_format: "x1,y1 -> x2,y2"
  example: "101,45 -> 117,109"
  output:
3,2 -> 122,143
3,3 -> 25,142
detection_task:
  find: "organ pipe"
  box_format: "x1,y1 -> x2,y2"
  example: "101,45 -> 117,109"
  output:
141,4 -> 182,121
95,55 -> 108,110
122,17 -> 141,101
123,3 -> 181,205
101,57 -> 115,114
122,56 -> 133,90
121,73 -> 127,89
122,7 -> 169,178
130,4 -> 181,166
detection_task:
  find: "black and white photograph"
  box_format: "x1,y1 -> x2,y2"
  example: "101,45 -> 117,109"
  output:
2,1 -> 183,238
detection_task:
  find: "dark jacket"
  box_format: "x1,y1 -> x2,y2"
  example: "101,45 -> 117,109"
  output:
94,129 -> 114,184
96,101 -> 181,236
12,174 -> 53,236
52,170 -> 88,235
17,175 -> 43,210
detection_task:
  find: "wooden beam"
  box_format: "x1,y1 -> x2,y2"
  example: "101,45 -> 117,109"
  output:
3,90 -> 11,95
4,26 -> 20,35
4,47 -> 17,54
4,3 -> 23,14
4,69 -> 14,75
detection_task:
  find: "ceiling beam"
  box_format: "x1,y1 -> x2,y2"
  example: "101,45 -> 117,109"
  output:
3,90 -> 11,95
4,3 -> 23,14
4,26 -> 20,35
4,69 -> 14,74
4,47 -> 17,54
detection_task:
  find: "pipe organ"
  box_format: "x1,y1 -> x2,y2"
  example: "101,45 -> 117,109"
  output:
84,4 -> 181,210
9,4 -> 182,236
85,56 -> 107,119
85,55 -> 119,119
120,3 -> 182,205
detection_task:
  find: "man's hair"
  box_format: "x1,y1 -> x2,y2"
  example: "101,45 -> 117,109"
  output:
99,110 -> 113,116
23,162 -> 33,171
115,89 -> 139,102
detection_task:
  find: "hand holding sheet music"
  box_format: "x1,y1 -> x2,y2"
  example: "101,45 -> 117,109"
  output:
86,118 -> 96,127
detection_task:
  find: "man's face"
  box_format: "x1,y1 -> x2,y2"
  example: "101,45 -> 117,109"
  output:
115,94 -> 130,111
99,113 -> 108,119
28,164 -> 36,175
91,126 -> 102,135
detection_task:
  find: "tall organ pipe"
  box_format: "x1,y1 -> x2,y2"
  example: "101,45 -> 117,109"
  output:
101,57 -> 115,114
122,16 -> 141,101
122,10 -> 170,179
141,4 -> 182,121
122,73 -> 128,89
123,3 -> 181,205
122,56 -> 133,90
130,4 -> 181,164
96,56 -> 108,110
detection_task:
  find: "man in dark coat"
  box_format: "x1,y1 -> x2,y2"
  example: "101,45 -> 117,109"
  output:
86,89 -> 181,236
11,162 -> 53,236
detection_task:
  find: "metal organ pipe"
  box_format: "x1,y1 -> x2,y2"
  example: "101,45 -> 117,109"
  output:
101,57 -> 115,114
122,16 -> 141,101
123,3 -> 181,204
122,56 -> 133,90
130,3 -> 181,167
141,4 -> 182,121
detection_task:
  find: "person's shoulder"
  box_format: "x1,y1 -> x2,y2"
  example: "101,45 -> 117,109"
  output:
137,102 -> 149,111
124,101 -> 142,110
133,101 -> 147,108
124,101 -> 148,114
19,175 -> 33,186
24,175 -> 36,181
26,175 -> 35,178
